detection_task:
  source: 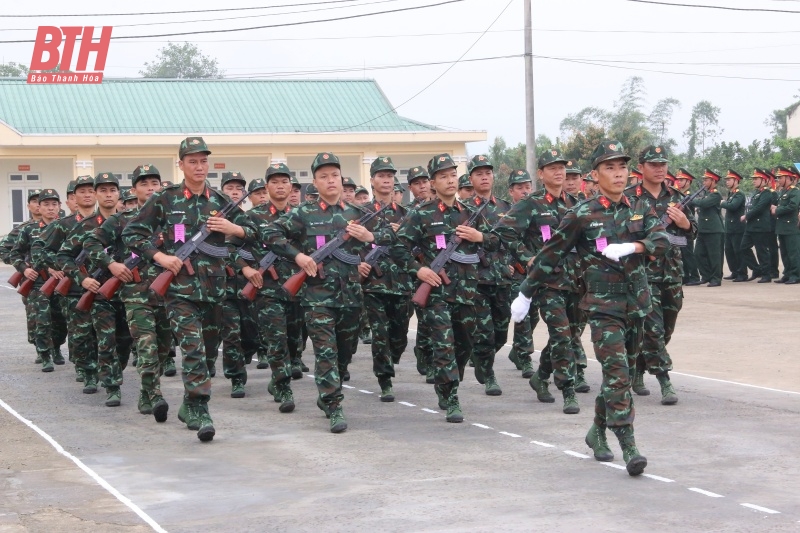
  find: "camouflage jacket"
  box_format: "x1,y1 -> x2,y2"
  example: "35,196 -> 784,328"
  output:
720,189 -> 746,233
243,201 -> 299,301
261,198 -> 373,308
31,213 -> 89,297
625,183 -> 697,286
494,188 -> 579,293
8,220 -> 50,289
391,197 -> 499,305
84,208 -> 165,306
743,187 -> 773,233
122,183 -> 258,303
519,193 -> 669,320
1,220 -> 34,264
773,185 -> 800,236
57,212 -> 115,299
360,200 -> 412,296
463,195 -> 513,286
690,189 -> 724,234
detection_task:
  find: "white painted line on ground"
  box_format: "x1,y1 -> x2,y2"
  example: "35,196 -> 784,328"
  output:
530,440 -> 556,448
689,488 -> 724,498
643,474 -> 675,483
398,401 -> 416,407
564,450 -> 590,459
358,390 -> 373,394
1,285 -> 17,291
0,397 -> 167,533
420,408 -> 439,414
498,431 -> 521,438
472,423 -> 492,429
601,463 -> 627,470
741,503 -> 780,514
342,384 -> 355,389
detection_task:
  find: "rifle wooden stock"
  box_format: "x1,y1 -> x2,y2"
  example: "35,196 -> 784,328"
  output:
149,270 -> 175,297
7,270 -> 23,287
55,277 -> 73,296
17,278 -> 35,297
40,276 -> 58,297
282,268 -> 313,297
76,290 -> 96,312
513,262 -> 526,275
98,277 -> 123,300
131,266 -> 141,283
240,265 -> 279,302
411,269 -> 450,308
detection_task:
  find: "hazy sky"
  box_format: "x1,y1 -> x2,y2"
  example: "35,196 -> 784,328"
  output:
2,0 -> 799,154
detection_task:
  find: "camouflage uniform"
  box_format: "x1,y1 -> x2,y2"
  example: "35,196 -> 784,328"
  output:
4,216 -> 39,348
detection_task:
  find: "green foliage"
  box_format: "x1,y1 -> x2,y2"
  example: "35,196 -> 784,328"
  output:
684,100 -> 722,158
0,62 -> 28,77
140,43 -> 224,79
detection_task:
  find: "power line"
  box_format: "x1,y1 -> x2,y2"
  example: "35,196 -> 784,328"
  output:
0,0 -> 463,43
624,0 -> 800,14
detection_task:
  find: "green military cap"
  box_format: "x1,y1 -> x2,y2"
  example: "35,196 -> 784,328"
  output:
639,145 -> 669,164
565,160 -> 582,174
266,162 -> 292,180
221,171 -> 246,187
66,180 -> 77,194
589,140 -> 631,169
27,189 -> 42,201
290,175 -> 301,189
355,186 -> 369,196
467,154 -> 493,175
122,188 -> 138,203
94,172 -> 119,188
120,185 -> 131,195
458,174 -> 473,190
406,166 -> 429,184
538,148 -> 568,169
38,188 -> 60,202
370,156 -> 397,176
132,164 -> 161,185
428,153 -> 457,176
508,168 -> 532,186
394,184 -> 405,193
583,172 -> 597,183
342,176 -> 357,189
306,183 -> 319,195
311,152 -> 340,174
74,175 -> 94,189
161,180 -> 173,188
179,136 -> 211,159
248,178 -> 267,193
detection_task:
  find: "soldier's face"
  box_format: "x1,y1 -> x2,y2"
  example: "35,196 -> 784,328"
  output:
342,186 -> 356,203
539,163 -> 566,189
28,199 -> 40,217
355,192 -> 370,205
289,187 -> 302,206
724,178 -> 736,190
702,177 -> 715,190
433,168 -> 458,199
66,193 -> 77,213
179,153 -> 209,185
469,167 -> 494,195
593,159 -> 629,199
371,171 -> 395,197
267,175 -> 291,203
778,175 -> 791,189
678,178 -> 691,191
408,177 -> 430,200
313,165 -> 343,202
134,177 -> 161,204
39,199 -> 60,222
642,162 -> 667,185
96,184 -> 119,210
222,182 -> 245,203
250,189 -> 269,206
75,184 -> 96,208
393,190 -> 404,204
563,174 -> 581,194
458,186 -> 475,200
509,182 -> 532,203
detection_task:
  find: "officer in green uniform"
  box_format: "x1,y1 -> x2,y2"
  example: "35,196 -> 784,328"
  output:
123,137 -> 259,442
770,166 -> 800,284
721,170 -> 748,282
509,140 -> 669,476
690,170 -> 725,286
457,174 -> 475,201
740,169 -> 775,283
674,169 -> 702,285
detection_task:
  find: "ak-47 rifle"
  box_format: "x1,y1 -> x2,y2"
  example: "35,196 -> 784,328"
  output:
16,253 -> 47,297
411,200 -> 489,308
150,191 -> 251,297
97,235 -> 163,300
55,248 -> 89,296
7,269 -> 24,287
360,211 -> 408,282
240,250 -> 280,302
75,266 -> 106,312
282,203 -> 389,297
659,184 -> 707,247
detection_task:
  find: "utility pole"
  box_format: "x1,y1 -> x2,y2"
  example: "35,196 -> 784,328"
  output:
524,0 -> 537,190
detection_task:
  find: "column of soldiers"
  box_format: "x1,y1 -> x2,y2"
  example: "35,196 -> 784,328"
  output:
5,135 -> 798,478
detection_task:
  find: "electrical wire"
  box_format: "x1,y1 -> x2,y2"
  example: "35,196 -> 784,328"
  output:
624,0 -> 800,14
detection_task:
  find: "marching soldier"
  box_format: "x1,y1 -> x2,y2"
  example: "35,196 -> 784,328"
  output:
740,169 -> 775,283
245,177 -> 271,369
690,170 -> 724,286
770,167 -> 800,284
123,137 -> 258,442
509,140 -> 669,476
721,170 -> 748,282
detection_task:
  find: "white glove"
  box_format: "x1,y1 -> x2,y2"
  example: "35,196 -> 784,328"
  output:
602,242 -> 636,262
510,292 -> 532,323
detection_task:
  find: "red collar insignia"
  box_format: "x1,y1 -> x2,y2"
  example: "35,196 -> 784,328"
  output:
319,200 -> 328,211
392,202 -> 397,210
374,201 -> 382,211
474,196 -> 482,206
636,185 -> 643,196
598,196 -> 611,209
76,214 -> 83,221
183,186 -> 192,200
96,215 -> 103,224
545,192 -> 554,204
438,201 -> 446,212
339,201 -> 346,209
269,205 -> 277,216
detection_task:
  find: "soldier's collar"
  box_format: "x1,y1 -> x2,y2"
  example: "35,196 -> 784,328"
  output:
316,198 -> 346,211
597,194 -> 630,209
473,195 -> 495,206
182,183 -> 211,200
543,189 -> 566,204
439,199 -> 463,212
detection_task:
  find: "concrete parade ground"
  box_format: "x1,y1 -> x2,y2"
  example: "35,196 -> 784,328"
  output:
0,263 -> 798,532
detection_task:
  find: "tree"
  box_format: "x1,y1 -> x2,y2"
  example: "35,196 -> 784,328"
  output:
648,97 -> 681,147
140,43 -> 224,79
608,77 -> 653,159
0,62 -> 29,77
684,100 -> 722,158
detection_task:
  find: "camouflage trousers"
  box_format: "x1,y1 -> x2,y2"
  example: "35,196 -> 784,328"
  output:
220,298 -> 255,383
305,306 -> 359,409
509,280 -> 539,365
420,301 -> 476,399
91,298 -> 133,390
536,288 -> 580,390
126,301 -> 172,397
51,294 -> 68,358
23,295 -> 35,345
364,292 -> 410,379
414,306 -> 433,370
637,283 -> 682,376
64,295 -> 98,376
472,284 -> 511,379
256,296 -> 303,384
166,297 -> 221,403
28,291 -> 58,362
589,313 -> 645,429
572,301 -> 588,370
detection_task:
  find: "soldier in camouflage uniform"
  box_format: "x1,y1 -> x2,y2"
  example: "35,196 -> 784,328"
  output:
770,166 -> 800,284
59,172 -> 133,407
34,176 -> 99,385
582,172 -> 598,197
509,140 -> 669,476
392,154 -> 499,423
564,160 -> 583,198
721,170 -> 748,282
305,183 -> 319,202
505,169 -> 538,379
243,164 -> 302,413
626,146 -> 696,405
263,152 -> 377,433
84,165 -> 172,421
466,155 -> 511,396
123,137 -> 258,442
457,174 -> 475,201
289,175 -> 303,207
495,149 -> 584,414
64,180 -> 78,215
360,156 -> 411,401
